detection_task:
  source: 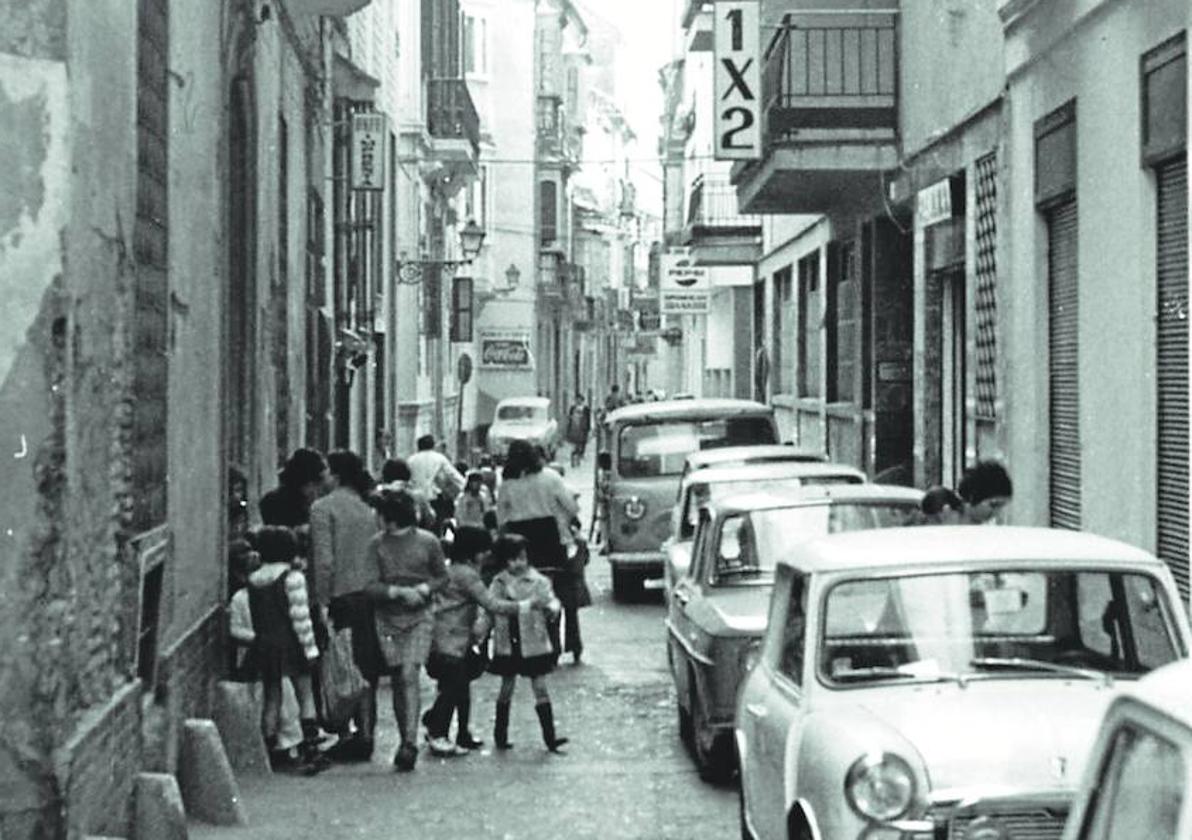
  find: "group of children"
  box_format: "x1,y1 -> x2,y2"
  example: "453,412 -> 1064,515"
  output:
227,454 -> 569,775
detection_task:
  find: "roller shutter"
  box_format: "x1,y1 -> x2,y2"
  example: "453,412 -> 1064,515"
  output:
1047,201 -> 1080,530
1156,157 -> 1188,598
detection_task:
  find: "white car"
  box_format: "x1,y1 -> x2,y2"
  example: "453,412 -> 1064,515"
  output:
662,460 -> 867,597
1061,658 -> 1192,840
736,525 -> 1192,840
487,396 -> 559,460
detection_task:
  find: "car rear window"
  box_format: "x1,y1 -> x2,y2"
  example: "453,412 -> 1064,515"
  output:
618,416 -> 777,477
497,405 -> 543,420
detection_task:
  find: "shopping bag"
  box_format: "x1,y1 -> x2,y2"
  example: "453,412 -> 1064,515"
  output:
319,626 -> 368,728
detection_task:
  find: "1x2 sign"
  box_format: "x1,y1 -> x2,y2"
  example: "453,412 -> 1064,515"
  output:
713,0 -> 760,160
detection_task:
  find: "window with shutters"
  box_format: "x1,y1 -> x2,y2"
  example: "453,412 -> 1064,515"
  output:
772,267 -> 794,394
797,253 -> 821,398
827,242 -> 859,404
451,277 -> 474,342
463,14 -> 487,75
133,0 -> 170,530
1145,33 -> 1188,598
1037,101 -> 1079,530
540,180 -> 558,244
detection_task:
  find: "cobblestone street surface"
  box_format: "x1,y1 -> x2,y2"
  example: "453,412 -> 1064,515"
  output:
192,455 -> 737,840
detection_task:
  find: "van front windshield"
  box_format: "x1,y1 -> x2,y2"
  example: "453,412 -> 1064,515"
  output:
617,416 -> 777,477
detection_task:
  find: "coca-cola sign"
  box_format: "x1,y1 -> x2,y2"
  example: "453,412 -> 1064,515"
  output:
478,328 -> 533,370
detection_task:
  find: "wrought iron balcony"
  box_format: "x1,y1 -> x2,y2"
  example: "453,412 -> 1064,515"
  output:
686,174 -> 761,229
762,14 -> 898,142
427,78 -> 480,160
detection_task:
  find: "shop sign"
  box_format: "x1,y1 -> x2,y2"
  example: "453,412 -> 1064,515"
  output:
713,0 -> 761,160
351,112 -> 387,190
917,177 -> 953,227
660,247 -> 710,314
478,328 -> 533,370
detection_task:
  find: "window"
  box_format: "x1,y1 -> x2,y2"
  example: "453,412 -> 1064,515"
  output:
617,417 -> 779,477
463,14 -> 487,75
772,267 -> 794,394
450,276 -> 473,342
1141,34 -> 1187,165
540,180 -> 558,244
1083,726 -> 1185,840
828,241 -> 858,403
778,572 -> 809,684
136,558 -> 165,686
797,253 -> 820,398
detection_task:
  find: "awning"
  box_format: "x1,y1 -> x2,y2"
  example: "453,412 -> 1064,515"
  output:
333,52 -> 380,103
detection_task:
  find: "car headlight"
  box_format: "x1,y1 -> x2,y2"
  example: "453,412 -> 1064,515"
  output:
623,496 -> 646,520
844,752 -> 916,822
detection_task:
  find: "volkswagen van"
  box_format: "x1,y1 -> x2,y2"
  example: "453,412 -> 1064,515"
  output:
595,398 -> 779,600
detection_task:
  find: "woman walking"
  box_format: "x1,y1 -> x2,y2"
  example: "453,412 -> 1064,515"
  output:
365,490 -> 448,771
422,527 -> 535,755
478,534 -> 569,752
497,440 -> 583,662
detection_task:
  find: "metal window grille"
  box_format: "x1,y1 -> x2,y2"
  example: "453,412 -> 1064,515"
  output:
974,152 -> 998,421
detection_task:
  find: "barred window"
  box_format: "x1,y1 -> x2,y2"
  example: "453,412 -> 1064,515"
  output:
974,152 -> 998,421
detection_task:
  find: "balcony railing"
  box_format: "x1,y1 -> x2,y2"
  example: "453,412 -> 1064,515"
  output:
762,15 -> 898,143
687,173 -> 761,227
427,78 -> 480,159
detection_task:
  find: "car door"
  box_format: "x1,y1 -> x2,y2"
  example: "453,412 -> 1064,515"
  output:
669,509 -> 711,698
743,568 -> 810,839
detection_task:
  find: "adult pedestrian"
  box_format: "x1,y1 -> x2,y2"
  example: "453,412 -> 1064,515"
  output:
497,440 -> 583,663
365,490 -> 448,772
379,458 -> 437,530
958,460 -> 1014,524
309,450 -> 383,762
918,486 -> 964,525
565,394 -> 592,468
604,384 -> 626,414
422,526 -> 532,755
408,435 -> 466,533
260,447 -> 329,532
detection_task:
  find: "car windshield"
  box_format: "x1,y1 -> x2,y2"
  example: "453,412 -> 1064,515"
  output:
618,416 -> 777,477
683,476 -> 866,534
819,569 -> 1182,686
712,502 -> 918,583
497,404 -> 544,421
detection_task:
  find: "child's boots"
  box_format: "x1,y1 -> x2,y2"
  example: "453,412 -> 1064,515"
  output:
535,702 -> 569,753
494,700 -> 514,750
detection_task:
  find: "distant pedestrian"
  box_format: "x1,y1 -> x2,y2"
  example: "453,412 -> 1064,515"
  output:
379,457 -> 436,530
422,527 -> 532,756
408,435 -> 466,533
958,460 -> 1014,524
604,384 -> 626,414
365,490 -> 448,772
477,534 -> 569,752
260,448 -> 329,533
244,526 -> 327,774
309,450 -> 383,762
497,440 -> 583,662
566,394 -> 592,468
455,471 -> 494,529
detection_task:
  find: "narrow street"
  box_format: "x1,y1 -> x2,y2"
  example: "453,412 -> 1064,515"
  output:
193,454 -> 736,840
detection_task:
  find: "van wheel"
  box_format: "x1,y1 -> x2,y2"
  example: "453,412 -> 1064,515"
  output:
611,567 -> 639,601
677,696 -> 694,748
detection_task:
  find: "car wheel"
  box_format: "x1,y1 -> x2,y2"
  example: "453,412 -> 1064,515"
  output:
677,695 -> 694,748
611,567 -> 639,602
691,682 -> 734,783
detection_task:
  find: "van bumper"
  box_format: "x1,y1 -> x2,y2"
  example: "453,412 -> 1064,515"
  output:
608,552 -> 665,577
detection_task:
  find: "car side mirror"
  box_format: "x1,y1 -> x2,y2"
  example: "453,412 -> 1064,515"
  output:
597,451 -> 612,471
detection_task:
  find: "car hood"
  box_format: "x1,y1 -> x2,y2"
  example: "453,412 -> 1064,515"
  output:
685,584 -> 772,636
848,680 -> 1117,795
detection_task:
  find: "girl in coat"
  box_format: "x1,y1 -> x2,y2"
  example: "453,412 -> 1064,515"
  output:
245,526 -> 326,773
477,533 -> 569,752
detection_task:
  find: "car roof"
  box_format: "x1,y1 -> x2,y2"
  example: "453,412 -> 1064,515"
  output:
684,444 -> 826,469
1121,660 -> 1192,725
710,483 -> 922,517
604,397 -> 771,424
686,461 -> 866,485
780,525 -> 1163,574
497,396 -> 550,408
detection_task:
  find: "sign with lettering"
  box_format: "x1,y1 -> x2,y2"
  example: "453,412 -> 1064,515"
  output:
660,248 -> 710,314
478,328 -> 533,370
351,112 -> 387,190
917,178 -> 953,227
713,0 -> 761,160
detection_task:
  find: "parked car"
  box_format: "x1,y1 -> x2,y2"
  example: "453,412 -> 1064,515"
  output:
667,484 -> 922,782
735,526 -> 1192,840
1060,658 -> 1192,840
596,398 -> 779,600
487,396 -> 559,460
662,460 -> 868,596
679,444 -> 828,481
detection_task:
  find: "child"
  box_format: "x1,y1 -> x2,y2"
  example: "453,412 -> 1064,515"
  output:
477,533 -> 569,752
422,527 -> 534,756
365,489 -> 449,772
244,526 -> 327,774
454,471 -> 493,529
